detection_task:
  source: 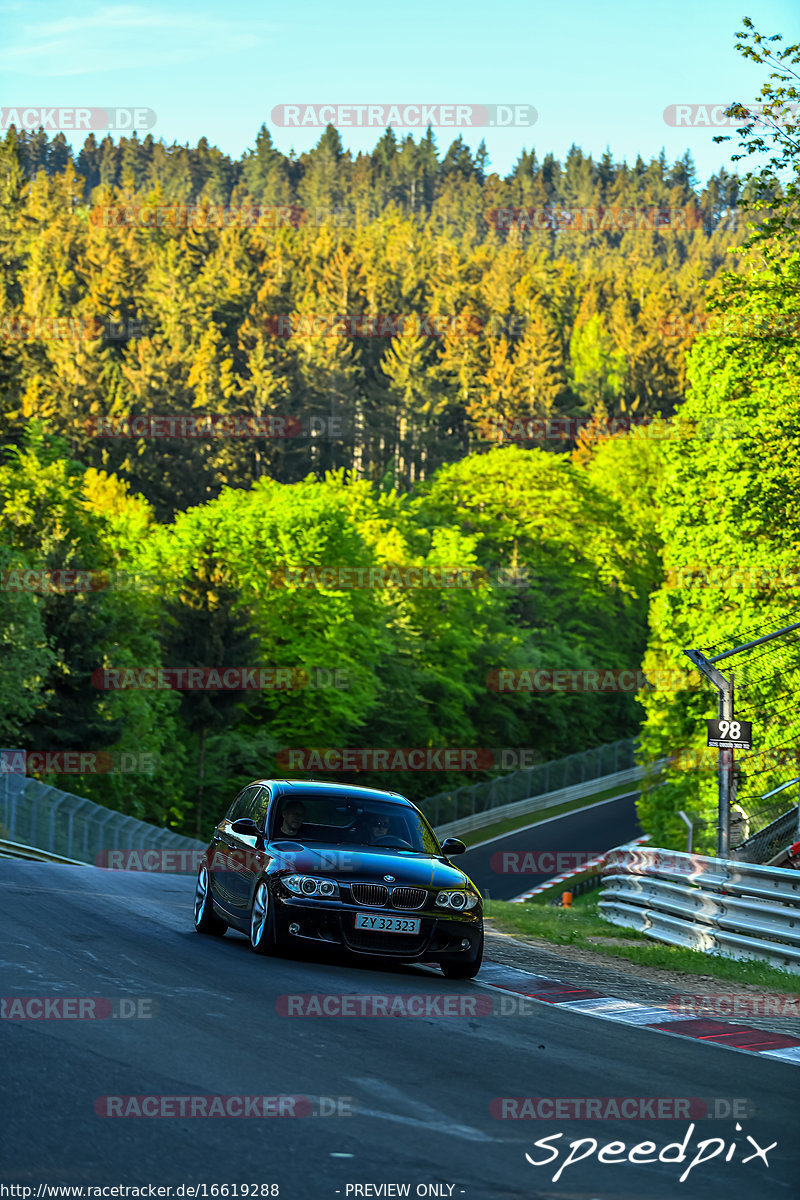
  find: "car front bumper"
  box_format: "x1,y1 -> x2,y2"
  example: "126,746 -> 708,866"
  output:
274,896 -> 483,960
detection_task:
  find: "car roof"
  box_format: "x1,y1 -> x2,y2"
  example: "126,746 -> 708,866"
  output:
254,779 -> 412,806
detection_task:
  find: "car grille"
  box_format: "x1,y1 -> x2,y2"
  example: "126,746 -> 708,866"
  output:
390,887 -> 427,909
351,883 -> 388,907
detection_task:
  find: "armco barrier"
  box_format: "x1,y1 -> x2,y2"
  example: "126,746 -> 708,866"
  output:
434,764 -> 661,839
0,837 -> 88,865
600,845 -> 800,975
420,738 -> 638,827
0,754 -> 663,869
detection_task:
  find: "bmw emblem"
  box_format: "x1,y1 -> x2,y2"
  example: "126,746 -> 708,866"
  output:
384,875 -> 395,882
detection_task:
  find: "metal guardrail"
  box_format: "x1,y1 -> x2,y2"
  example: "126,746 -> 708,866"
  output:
0,752 -> 660,871
434,766 -> 657,839
600,844 -> 800,975
420,738 -> 637,827
0,837 -> 88,865
508,832 -> 651,904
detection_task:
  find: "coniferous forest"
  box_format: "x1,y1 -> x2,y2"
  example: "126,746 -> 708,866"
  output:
1,18 -> 798,848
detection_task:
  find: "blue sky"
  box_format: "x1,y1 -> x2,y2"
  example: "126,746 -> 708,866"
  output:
0,0 -> 796,182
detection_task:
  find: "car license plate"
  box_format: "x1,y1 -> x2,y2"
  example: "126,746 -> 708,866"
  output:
354,914 -> 421,934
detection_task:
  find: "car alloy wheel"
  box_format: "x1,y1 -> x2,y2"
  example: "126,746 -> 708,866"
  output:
249,880 -> 275,955
194,866 -> 226,936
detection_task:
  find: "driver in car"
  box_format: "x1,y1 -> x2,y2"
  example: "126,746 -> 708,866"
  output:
363,814 -> 389,843
278,799 -> 306,837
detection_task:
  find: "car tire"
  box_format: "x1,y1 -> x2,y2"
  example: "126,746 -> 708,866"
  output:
194,866 -> 227,936
249,880 -> 276,955
441,931 -> 483,979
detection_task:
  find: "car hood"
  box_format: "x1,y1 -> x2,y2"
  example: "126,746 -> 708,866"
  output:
267,840 -> 474,890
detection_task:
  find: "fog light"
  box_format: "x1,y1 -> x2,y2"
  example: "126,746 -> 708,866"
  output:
288,923 -> 300,935
460,939 -> 470,949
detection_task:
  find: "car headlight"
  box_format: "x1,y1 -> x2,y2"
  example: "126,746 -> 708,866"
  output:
283,874 -> 340,899
435,890 -> 479,911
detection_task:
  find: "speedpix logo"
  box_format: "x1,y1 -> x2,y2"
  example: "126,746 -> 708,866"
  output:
522,1121 -> 775,1185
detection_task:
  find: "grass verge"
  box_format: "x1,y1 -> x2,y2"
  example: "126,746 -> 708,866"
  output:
484,893 -> 800,993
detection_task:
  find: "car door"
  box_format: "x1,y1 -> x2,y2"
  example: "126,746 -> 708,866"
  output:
235,785 -> 272,908
209,784 -> 264,914
225,785 -> 270,914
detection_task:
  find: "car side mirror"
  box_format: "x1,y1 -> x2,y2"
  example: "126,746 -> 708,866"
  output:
440,838 -> 466,856
230,817 -> 261,839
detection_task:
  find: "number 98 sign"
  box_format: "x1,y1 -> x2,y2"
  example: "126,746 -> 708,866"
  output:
707,718 -> 753,750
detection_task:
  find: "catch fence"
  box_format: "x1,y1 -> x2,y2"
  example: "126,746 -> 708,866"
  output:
0,772 -> 203,865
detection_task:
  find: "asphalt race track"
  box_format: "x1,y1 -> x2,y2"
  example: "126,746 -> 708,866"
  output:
1,860 -> 797,1199
460,791 -> 643,900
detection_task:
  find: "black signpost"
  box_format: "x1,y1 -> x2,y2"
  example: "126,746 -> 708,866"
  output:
706,718 -> 753,751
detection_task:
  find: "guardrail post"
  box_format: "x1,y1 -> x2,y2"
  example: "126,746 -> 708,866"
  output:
677,810 -> 694,853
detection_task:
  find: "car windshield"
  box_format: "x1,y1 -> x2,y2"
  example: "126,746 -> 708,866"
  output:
270,796 -> 439,855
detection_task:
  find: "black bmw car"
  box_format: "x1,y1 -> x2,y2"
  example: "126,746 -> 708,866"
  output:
193,779 -> 484,978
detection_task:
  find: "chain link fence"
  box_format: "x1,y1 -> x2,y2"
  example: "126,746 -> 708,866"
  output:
417,739 -> 636,828
1,738 -> 637,865
729,620 -> 800,844
0,772 -> 203,865
732,806 -> 799,865
678,612 -> 800,861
